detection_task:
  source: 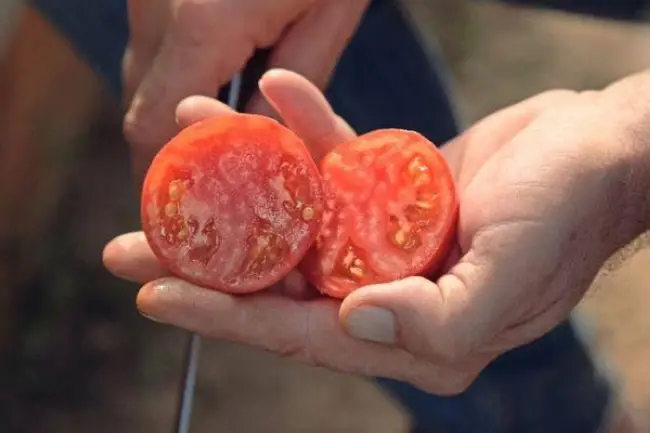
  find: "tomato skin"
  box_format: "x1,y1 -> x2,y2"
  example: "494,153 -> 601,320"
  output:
141,113 -> 324,294
300,129 -> 458,299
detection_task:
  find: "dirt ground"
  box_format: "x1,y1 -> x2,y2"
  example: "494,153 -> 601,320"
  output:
2,2 -> 650,432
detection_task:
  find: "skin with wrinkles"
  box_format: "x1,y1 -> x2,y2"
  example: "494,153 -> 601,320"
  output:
123,0 -> 370,182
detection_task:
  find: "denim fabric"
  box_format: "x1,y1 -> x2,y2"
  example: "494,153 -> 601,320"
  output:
29,0 -> 613,431
324,1 -> 460,143
375,322 -> 612,433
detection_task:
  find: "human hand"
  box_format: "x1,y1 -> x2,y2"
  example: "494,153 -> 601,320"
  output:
104,69 -> 650,394
122,0 -> 369,182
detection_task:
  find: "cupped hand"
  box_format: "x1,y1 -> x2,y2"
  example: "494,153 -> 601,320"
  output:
105,69 -> 649,394
122,0 -> 369,181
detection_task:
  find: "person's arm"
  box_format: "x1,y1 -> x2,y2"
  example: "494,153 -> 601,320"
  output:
491,0 -> 649,21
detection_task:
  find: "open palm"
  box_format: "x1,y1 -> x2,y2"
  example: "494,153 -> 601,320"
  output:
104,70 -> 643,393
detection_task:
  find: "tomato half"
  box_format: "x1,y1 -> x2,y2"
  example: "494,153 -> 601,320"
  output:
141,114 -> 324,294
300,129 -> 458,299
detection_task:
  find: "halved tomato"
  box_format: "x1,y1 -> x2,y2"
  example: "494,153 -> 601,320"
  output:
300,129 -> 458,299
141,114 -> 324,294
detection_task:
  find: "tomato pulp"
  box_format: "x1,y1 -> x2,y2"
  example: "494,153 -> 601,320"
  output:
141,114 -> 324,294
301,129 -> 458,299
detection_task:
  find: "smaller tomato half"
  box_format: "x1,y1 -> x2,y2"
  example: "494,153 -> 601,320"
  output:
141,113 -> 324,294
300,129 -> 458,299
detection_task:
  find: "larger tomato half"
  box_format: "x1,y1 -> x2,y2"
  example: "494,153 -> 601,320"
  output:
141,114 -> 324,294
301,129 -> 458,299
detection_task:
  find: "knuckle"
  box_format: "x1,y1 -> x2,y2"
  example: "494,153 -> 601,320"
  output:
399,276 -> 471,363
538,89 -> 578,101
391,275 -> 473,364
266,309 -> 322,368
401,275 -> 432,288
122,106 -> 158,149
172,0 -> 236,45
436,340 -> 471,364
175,0 -> 220,24
413,370 -> 477,396
122,109 -> 144,146
437,372 -> 476,395
271,340 -> 306,360
420,346 -> 465,366
529,89 -> 580,112
577,89 -> 600,100
417,324 -> 474,365
254,330 -> 314,364
272,335 -> 325,370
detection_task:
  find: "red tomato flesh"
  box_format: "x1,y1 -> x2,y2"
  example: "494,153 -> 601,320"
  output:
300,129 -> 458,299
141,114 -> 324,294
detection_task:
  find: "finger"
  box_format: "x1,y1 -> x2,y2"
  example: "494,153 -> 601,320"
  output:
175,95 -> 236,129
137,276 -> 468,394
176,70 -> 357,161
340,252 -> 562,372
352,88 -> 583,361
341,276 -> 496,371
266,269 -> 321,300
441,89 -> 579,188
123,0 -> 170,104
103,231 -> 169,282
103,229 -> 316,299
175,86 -> 333,299
259,68 -> 356,162
123,3 -> 255,182
246,0 -> 370,119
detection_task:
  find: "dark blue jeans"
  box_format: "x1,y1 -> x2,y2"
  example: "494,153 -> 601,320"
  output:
31,0 -> 612,431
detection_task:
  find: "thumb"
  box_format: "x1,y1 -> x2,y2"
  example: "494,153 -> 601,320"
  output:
123,2 -> 254,182
339,276 -> 497,366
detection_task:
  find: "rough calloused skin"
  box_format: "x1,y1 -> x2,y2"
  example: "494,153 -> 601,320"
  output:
300,129 -> 458,299
141,113 -> 324,294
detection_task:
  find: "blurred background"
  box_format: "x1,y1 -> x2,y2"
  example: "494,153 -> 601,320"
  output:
0,1 -> 649,432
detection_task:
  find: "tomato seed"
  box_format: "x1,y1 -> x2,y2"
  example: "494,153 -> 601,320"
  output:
168,180 -> 183,201
244,232 -> 286,274
177,227 -> 189,241
413,174 -> 431,187
408,156 -> 433,187
394,229 -> 408,246
341,248 -> 356,268
349,266 -> 364,280
164,202 -> 178,217
301,206 -> 315,221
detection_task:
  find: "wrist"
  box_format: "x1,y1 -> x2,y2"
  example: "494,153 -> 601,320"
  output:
599,71 -> 650,236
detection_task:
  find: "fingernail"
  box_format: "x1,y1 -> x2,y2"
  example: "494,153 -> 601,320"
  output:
139,311 -> 165,324
345,306 -> 396,345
